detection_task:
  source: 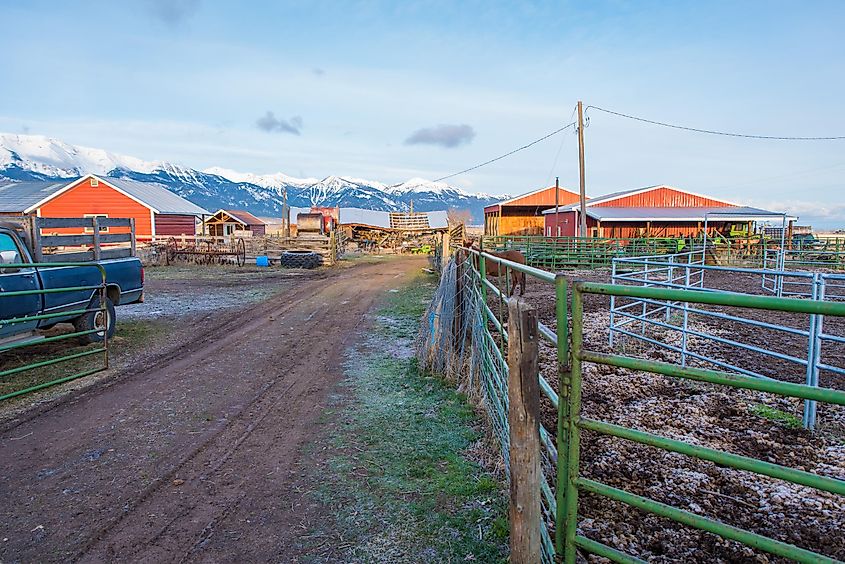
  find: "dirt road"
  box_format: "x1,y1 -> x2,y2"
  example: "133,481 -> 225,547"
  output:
0,256 -> 425,563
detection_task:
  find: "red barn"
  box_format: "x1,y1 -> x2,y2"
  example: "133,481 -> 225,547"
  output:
1,174 -> 209,240
543,185 -> 791,238
484,185 -> 582,236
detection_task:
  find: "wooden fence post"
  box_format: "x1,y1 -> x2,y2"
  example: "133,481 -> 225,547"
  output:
507,297 -> 541,563
91,217 -> 102,260
453,252 -> 464,349
441,231 -> 451,271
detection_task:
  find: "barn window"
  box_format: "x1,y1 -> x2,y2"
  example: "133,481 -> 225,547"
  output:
90,178 -> 99,187
83,214 -> 109,233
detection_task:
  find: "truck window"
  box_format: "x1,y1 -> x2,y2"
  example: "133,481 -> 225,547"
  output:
0,233 -> 20,253
0,232 -> 27,267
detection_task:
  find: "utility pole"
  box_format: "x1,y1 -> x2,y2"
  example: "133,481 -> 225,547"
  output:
577,100 -> 587,238
283,187 -> 290,239
554,176 -> 559,237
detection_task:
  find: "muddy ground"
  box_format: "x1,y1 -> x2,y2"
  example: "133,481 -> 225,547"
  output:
0,256 -> 427,563
505,268 -> 845,562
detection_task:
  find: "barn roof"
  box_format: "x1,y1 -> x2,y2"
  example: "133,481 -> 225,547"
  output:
543,185 -> 737,213
0,180 -> 68,212
0,174 -> 209,216
484,185 -> 581,213
102,177 -> 210,216
212,209 -> 265,225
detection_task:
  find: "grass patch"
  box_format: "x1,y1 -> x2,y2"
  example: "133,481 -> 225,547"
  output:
0,318 -> 171,404
749,403 -> 803,429
305,271 -> 508,562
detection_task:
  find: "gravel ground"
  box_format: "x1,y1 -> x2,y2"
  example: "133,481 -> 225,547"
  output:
121,265 -> 317,320
488,268 -> 845,562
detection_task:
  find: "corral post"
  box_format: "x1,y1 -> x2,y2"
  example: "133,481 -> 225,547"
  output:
554,274 -> 570,557
453,251 -> 464,349
29,216 -> 43,263
563,284 -> 585,563
130,218 -> 137,257
92,217 -> 102,260
441,231 -> 450,272
506,298 -> 541,564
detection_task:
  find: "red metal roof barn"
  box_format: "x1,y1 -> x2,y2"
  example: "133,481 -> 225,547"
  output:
484,185 -> 582,236
542,185 -> 793,238
0,174 -> 209,240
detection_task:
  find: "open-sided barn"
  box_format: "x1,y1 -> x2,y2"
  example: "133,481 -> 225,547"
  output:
204,209 -> 270,237
542,185 -> 793,238
483,185 -> 581,236
0,174 -> 209,240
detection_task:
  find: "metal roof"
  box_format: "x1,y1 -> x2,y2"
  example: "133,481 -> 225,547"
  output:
0,180 -> 68,212
542,185 -> 737,213
103,177 -> 210,216
338,208 -> 392,228
0,176 -> 209,216
575,206 -> 796,222
337,208 -> 449,229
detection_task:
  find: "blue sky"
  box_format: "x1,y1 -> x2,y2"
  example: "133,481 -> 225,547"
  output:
2,0 -> 844,226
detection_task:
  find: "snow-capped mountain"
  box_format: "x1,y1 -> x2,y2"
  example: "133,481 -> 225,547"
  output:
0,133 -> 504,221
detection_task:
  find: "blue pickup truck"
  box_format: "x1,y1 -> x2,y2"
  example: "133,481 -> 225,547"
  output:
0,219 -> 144,345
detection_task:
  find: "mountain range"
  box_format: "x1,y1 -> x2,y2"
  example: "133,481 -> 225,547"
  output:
0,133 -> 504,222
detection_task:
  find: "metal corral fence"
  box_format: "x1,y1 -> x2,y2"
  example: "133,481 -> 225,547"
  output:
484,235 -> 845,272
0,262 -> 109,401
610,251 -> 845,429
419,249 -> 845,562
567,282 -> 845,564
483,236 -> 690,270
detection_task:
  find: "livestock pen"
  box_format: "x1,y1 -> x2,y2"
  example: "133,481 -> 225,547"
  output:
418,245 -> 845,562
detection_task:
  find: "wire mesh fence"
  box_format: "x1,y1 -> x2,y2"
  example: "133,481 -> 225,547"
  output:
418,250 -> 567,562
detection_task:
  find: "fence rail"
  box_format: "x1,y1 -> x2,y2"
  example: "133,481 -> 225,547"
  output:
0,262 -> 109,401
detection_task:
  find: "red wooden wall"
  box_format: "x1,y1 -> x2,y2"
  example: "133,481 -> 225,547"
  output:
155,214 -> 197,236
37,177 -> 150,236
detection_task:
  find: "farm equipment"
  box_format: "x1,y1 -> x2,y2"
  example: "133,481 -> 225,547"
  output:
165,237 -> 246,266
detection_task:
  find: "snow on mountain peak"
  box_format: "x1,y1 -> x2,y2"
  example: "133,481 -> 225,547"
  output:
0,131 -> 505,221
203,166 -> 318,189
0,132 -> 160,177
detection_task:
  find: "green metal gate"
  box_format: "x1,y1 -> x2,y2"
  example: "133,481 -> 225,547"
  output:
1,262 -> 109,402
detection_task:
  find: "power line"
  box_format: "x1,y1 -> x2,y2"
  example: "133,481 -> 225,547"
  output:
586,105 -> 845,140
391,121 -> 577,191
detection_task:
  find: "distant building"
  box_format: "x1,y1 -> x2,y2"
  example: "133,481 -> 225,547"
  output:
542,185 -> 793,238
204,209 -> 269,237
483,185 -> 582,236
0,174 -> 209,240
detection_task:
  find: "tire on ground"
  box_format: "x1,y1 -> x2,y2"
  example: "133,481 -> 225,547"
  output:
73,295 -> 116,343
280,251 -> 323,269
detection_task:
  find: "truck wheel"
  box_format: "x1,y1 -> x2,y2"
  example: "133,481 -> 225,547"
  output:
74,296 -> 116,343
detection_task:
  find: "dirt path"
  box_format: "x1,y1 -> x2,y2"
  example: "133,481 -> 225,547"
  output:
0,256 -> 426,563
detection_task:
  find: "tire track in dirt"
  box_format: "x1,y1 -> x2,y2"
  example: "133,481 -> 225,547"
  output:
0,257 -> 425,563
